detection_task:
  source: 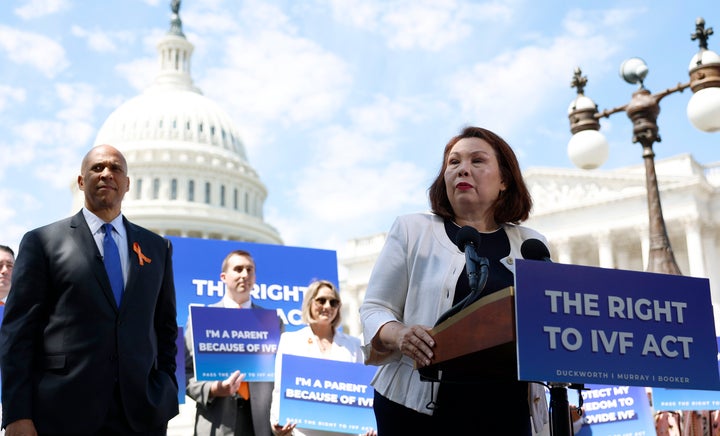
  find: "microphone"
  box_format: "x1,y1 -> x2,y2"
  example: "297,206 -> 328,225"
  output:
455,226 -> 486,299
435,226 -> 489,326
521,238 -> 552,262
455,226 -> 489,300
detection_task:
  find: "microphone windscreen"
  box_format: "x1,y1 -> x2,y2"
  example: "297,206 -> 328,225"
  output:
521,238 -> 551,261
455,226 -> 481,253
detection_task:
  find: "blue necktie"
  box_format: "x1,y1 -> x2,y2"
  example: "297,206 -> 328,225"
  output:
103,223 -> 124,306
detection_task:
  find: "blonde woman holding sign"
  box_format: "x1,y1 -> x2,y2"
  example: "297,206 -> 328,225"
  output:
270,280 -> 374,436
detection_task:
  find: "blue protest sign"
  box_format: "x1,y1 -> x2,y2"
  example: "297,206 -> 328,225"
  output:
652,387 -> 720,410
574,385 -> 655,436
651,337 -> 720,410
190,305 -> 281,382
169,236 -> 338,332
278,354 -> 376,434
515,260 -> 719,390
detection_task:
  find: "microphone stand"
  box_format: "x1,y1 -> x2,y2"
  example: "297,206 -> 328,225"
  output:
434,251 -> 489,326
549,382 -> 573,436
460,251 -> 489,312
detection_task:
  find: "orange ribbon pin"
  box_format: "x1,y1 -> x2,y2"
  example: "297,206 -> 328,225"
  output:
133,242 -> 152,266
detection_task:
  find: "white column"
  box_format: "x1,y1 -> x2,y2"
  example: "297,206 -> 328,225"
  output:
684,219 -> 706,278
554,238 -> 572,265
615,249 -> 630,271
596,231 -> 614,269
161,174 -> 170,200
639,226 -> 649,271
341,284 -> 362,337
142,171 -> 152,201
176,175 -> 185,201
701,228 -> 720,305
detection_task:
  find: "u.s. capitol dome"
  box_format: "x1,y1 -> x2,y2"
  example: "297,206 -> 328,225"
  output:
73,6 -> 281,244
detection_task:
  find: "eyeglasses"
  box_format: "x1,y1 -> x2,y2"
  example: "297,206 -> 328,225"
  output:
314,297 -> 340,308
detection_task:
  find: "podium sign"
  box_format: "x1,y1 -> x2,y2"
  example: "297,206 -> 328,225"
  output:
515,260 -> 720,390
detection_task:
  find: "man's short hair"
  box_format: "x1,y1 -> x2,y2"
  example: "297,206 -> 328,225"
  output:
0,245 -> 14,258
221,249 -> 254,272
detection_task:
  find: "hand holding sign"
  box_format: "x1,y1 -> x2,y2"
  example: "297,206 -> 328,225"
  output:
209,370 -> 245,398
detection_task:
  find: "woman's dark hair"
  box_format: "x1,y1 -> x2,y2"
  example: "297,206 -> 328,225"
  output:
428,126 -> 532,224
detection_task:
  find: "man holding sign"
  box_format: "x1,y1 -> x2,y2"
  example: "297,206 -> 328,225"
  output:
185,250 -> 277,436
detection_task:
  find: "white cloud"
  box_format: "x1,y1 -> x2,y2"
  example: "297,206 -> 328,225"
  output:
10,118 -> 95,190
14,0 -> 69,19
0,86 -> 27,113
266,121 -> 429,248
348,94 -> 427,135
444,7 -> 635,137
198,29 -> 352,157
0,25 -> 69,77
198,0 -> 350,128
70,25 -> 135,53
181,10 -> 241,34
269,156 -> 428,249
329,0 -> 515,51
236,0 -> 293,33
0,82 -> 108,194
0,188 -> 41,252
0,138 -> 37,175
116,58 -> 157,91
299,159 -> 427,220
382,1 -> 509,51
55,82 -> 109,122
209,30 -> 350,122
317,125 -> 398,170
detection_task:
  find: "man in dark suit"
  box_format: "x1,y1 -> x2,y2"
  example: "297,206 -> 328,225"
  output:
0,144 -> 179,435
0,245 -> 14,304
185,249 -> 274,436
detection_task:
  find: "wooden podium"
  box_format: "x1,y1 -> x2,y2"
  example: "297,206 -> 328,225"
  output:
418,285 -> 577,436
418,286 -> 517,383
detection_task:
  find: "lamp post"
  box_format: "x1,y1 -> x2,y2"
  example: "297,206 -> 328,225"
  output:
566,17 -> 720,275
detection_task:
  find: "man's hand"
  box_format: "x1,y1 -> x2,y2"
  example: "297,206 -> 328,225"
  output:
272,421 -> 297,436
209,370 -> 245,398
5,418 -> 38,436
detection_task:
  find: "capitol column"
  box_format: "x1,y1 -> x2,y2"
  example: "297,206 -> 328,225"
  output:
595,231 -> 614,269
552,238 -> 572,265
638,225 -> 649,271
701,228 -> 720,305
683,218 -> 706,278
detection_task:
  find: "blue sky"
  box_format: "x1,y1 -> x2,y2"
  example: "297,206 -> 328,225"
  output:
1,0 -> 718,255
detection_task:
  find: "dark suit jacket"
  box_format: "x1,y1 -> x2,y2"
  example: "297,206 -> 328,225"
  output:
185,302 -> 275,436
0,211 -> 179,433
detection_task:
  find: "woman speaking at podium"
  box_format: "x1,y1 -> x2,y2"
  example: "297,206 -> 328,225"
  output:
360,126 -> 549,435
